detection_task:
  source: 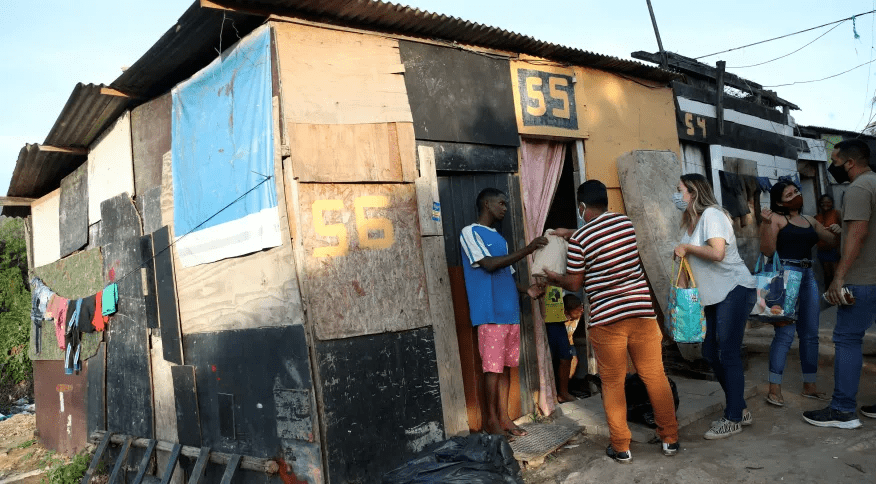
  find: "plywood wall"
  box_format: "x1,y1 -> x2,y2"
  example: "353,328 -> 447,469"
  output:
274,21 -> 412,125
575,67 -> 681,188
32,189 -> 61,268
87,111 -> 135,223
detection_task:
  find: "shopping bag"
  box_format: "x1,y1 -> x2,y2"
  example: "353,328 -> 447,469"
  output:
666,257 -> 707,343
750,253 -> 802,325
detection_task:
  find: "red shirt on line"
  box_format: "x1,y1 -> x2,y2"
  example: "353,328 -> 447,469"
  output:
566,212 -> 656,327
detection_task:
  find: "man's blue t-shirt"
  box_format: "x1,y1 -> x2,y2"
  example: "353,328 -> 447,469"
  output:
459,224 -> 520,326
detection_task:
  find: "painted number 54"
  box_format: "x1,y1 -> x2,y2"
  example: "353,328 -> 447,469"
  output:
311,196 -> 395,258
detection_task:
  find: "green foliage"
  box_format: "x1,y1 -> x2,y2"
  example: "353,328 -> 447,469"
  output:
15,438 -> 36,449
41,452 -> 90,484
0,217 -> 32,396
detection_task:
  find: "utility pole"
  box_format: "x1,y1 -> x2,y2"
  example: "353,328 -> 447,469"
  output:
646,0 -> 669,69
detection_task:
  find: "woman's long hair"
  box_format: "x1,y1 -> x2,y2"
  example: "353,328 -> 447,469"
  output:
769,181 -> 796,216
680,173 -> 728,230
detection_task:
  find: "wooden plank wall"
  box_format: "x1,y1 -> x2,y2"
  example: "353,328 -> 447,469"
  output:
131,93 -> 171,199
31,189 -> 61,268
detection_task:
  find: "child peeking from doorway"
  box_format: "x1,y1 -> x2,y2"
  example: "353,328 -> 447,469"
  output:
540,287 -> 584,402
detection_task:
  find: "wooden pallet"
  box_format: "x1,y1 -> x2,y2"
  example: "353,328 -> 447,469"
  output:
81,431 -> 277,484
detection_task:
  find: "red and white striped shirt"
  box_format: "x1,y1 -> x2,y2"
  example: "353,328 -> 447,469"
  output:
566,212 -> 656,327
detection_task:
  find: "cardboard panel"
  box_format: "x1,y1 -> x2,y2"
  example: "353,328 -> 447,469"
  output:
33,360 -> 88,454
510,61 -> 587,139
132,94 -> 171,196
182,326 -> 322,483
297,183 -> 430,340
274,21 -> 412,124
31,248 -> 104,361
398,40 -> 518,146
87,111 -> 135,223
59,163 -> 88,257
286,122 -> 417,182
316,328 -> 444,483
32,189 -> 61,268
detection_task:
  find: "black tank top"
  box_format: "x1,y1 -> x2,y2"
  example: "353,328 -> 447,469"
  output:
776,217 -> 819,260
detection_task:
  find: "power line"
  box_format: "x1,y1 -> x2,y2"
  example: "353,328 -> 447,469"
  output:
728,21 -> 846,69
763,57 -> 876,88
694,9 -> 876,60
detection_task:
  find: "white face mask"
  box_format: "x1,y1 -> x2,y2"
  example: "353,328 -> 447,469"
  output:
577,203 -> 587,221
672,192 -> 688,211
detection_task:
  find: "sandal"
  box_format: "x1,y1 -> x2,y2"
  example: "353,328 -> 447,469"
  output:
765,393 -> 784,407
801,392 -> 830,401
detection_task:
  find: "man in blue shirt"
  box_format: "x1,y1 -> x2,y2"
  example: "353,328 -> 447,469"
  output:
460,187 -> 547,437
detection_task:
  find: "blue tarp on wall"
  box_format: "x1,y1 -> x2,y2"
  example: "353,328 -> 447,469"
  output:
171,25 -> 280,267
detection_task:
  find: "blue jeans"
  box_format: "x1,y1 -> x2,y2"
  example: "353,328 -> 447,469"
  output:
831,284 -> 876,413
703,285 -> 757,422
768,267 -> 820,384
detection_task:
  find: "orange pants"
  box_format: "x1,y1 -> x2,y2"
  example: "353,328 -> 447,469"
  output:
590,317 -> 679,451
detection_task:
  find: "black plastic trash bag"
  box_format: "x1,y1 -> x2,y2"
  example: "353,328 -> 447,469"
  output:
382,433 -> 523,484
625,373 -> 680,428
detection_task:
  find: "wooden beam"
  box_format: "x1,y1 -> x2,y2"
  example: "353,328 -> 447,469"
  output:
100,87 -> 131,98
89,431 -> 279,474
37,145 -> 88,155
0,197 -> 36,207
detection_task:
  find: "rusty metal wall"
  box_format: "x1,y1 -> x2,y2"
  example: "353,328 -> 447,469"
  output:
33,360 -> 89,455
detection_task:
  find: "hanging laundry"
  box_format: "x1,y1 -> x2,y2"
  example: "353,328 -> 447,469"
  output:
29,277 -> 54,354
91,290 -> 105,331
64,299 -> 83,375
756,176 -> 773,193
78,295 -> 97,334
719,171 -> 750,218
102,283 -> 118,317
45,295 -> 70,350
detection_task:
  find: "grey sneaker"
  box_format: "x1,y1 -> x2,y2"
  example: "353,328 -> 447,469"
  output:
605,444 -> 632,463
860,404 -> 876,419
711,409 -> 752,428
704,417 -> 742,440
803,406 -> 862,429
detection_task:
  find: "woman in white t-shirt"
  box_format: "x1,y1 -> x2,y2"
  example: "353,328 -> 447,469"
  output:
672,173 -> 757,440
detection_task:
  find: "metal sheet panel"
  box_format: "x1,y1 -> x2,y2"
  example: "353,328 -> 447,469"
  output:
33,360 -> 89,455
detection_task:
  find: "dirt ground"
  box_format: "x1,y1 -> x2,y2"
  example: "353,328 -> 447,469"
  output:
0,414 -> 56,484
523,353 -> 876,484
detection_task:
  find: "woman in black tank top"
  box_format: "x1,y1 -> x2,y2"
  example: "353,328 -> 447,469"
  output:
760,181 -> 839,406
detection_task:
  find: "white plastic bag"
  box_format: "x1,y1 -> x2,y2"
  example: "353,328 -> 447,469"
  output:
530,230 -> 568,277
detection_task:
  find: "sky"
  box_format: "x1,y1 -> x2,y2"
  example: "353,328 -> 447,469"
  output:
2,0 -> 875,195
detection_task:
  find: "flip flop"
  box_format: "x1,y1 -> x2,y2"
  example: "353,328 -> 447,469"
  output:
801,392 -> 830,401
765,393 -> 784,407
507,426 -> 528,437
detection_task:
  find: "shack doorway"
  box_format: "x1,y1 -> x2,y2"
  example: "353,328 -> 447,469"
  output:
437,173 -> 531,431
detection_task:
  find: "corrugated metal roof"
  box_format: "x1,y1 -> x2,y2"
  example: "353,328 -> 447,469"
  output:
44,83 -> 131,148
3,144 -> 86,217
7,0 -> 680,207
798,125 -> 876,139
227,0 -> 680,83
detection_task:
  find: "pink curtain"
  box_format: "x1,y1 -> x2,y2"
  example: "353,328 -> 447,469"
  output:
519,138 -> 567,416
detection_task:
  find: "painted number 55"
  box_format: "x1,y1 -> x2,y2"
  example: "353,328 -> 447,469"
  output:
311,196 -> 395,258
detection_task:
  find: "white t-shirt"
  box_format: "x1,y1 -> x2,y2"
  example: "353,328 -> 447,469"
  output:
680,207 -> 756,306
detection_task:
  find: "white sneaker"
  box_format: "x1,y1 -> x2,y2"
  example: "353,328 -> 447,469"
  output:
711,409 -> 752,428
704,417 -> 742,440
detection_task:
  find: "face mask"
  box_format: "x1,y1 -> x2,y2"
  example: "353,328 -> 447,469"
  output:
828,161 -> 851,184
785,194 -> 804,211
672,192 -> 688,211
577,204 -> 587,221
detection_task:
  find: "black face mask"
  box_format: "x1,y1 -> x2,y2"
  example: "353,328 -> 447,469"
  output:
828,161 -> 851,184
